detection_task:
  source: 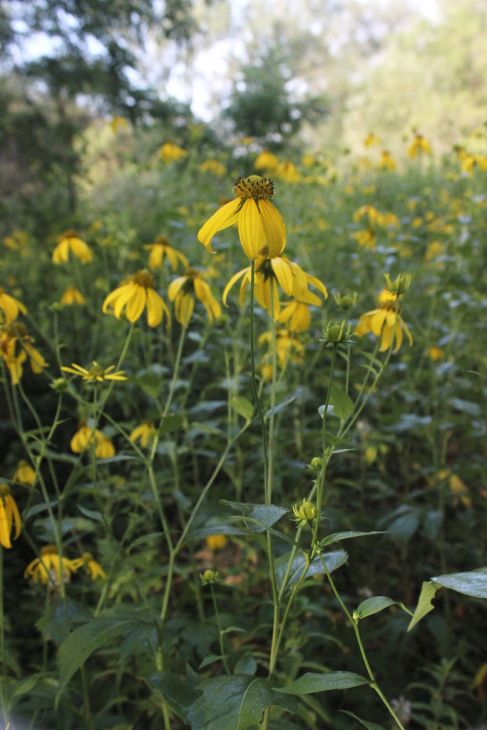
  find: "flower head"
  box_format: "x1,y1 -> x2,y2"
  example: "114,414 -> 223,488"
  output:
200,569 -> 219,585
0,288 -> 27,325
70,424 -> 116,459
79,553 -> 107,581
198,175 -> 286,260
0,483 -> 22,548
355,288 -> 413,352
159,142 -> 188,162
145,236 -> 188,271
62,362 -> 127,383
408,133 -> 432,158
292,499 -> 318,528
205,535 -> 228,551
60,286 -> 86,306
255,151 -> 279,171
363,132 -> 381,148
168,268 -> 221,327
102,271 -> 170,327
0,322 -> 47,385
52,231 -> 93,264
129,422 -> 156,449
199,159 -> 226,177
378,150 -> 397,171
12,460 -> 36,487
24,545 -> 81,586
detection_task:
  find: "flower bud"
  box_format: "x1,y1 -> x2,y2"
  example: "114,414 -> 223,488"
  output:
322,320 -> 352,345
292,499 -> 318,528
384,273 -> 411,296
200,569 -> 219,585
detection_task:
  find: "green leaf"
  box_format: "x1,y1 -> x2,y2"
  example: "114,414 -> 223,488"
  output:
341,710 -> 387,729
77,505 -> 104,523
159,413 -> 185,434
320,530 -> 383,547
145,672 -> 198,721
265,394 -> 296,419
274,671 -> 369,695
407,581 -> 438,631
234,655 -> 257,676
328,383 -> 354,421
275,550 -> 348,592
222,501 -> 288,532
187,676 -> 296,729
354,596 -> 397,620
230,395 -> 254,421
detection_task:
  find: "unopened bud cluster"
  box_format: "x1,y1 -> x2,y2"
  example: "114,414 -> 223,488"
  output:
333,291 -> 358,310
384,273 -> 411,296
322,320 -> 352,346
292,499 -> 318,528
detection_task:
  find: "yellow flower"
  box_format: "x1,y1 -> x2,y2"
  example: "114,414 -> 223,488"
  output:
129,422 -> 156,449
60,286 -> 86,306
355,289 -> 413,352
275,160 -> 301,183
0,323 -> 48,385
198,175 -> 286,260
432,470 -> 471,508
205,535 -> 228,551
255,151 -> 279,170
110,116 -> 129,133
363,132 -> 381,147
425,241 -> 444,261
292,499 -> 318,527
159,142 -> 188,162
102,271 -> 170,327
199,159 -> 226,177
353,205 -> 382,225
278,300 -> 312,332
80,553 -> 107,581
428,346 -> 444,361
3,229 -> 30,253
259,329 -> 304,374
408,133 -> 432,158
378,150 -> 397,171
61,362 -> 127,383
302,153 -> 316,168
144,236 -> 188,271
70,425 -> 116,458
24,545 -> 81,586
0,288 -> 27,324
12,460 -> 36,487
0,483 -> 22,549
52,230 -> 93,264
168,268 -> 221,327
352,229 -> 376,249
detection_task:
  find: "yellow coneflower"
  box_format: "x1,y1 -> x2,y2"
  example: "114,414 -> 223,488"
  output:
110,116 -> 129,133
61,362 -> 127,383
12,460 -> 36,487
3,229 -> 29,253
431,470 -> 471,508
159,142 -> 188,162
275,160 -> 301,183
0,288 -> 27,324
102,271 -> 170,327
0,323 -> 47,385
378,150 -> 397,171
363,132 -> 381,148
79,552 -> 107,580
428,346 -> 445,361
259,329 -> 304,379
205,535 -> 228,551
168,268 -> 221,327
70,424 -> 116,458
278,300 -> 312,332
199,159 -> 226,177
355,289 -> 413,352
96,436 -> 116,459
52,230 -> 93,264
352,229 -> 376,249
198,175 -> 286,260
144,236 -> 188,271
0,483 -> 22,549
408,133 -> 432,158
60,286 -> 86,306
129,422 -> 156,449
255,151 -> 279,171
24,545 -> 81,586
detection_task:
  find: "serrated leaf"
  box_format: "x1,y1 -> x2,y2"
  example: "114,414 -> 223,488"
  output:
275,550 -> 348,592
187,675 -> 296,729
274,671 -> 369,695
230,396 -> 254,421
341,710 -> 387,729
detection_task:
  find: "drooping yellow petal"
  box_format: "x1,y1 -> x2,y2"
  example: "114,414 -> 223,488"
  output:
168,276 -> 187,301
223,267 -> 249,306
0,500 -> 12,548
8,496 -> 22,539
370,310 -> 387,336
175,293 -> 194,327
258,199 -> 286,257
271,257 -> 294,296
380,323 -> 394,351
238,199 -> 267,259
198,199 -> 241,252
146,288 -> 167,327
125,286 -> 146,322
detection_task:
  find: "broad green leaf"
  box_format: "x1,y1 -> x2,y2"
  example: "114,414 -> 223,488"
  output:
320,531 -> 383,547
265,394 -> 296,419
159,413 -> 184,434
328,383 -> 354,421
407,581 -> 438,631
274,671 -> 369,695
234,655 -> 257,676
275,550 -> 348,592
187,675 -> 296,729
230,395 -> 254,421
354,596 -> 397,620
222,500 -> 288,532
432,568 -> 487,599
145,672 -> 198,721
36,597 -> 92,645
199,654 -> 226,669
341,710 -> 387,729
77,505 -> 104,523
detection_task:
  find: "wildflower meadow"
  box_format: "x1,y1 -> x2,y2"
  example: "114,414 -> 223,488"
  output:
1,1 -> 487,729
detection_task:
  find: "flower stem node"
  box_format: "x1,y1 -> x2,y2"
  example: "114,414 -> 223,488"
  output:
322,320 -> 353,346
292,499 -> 318,529
200,569 -> 219,586
384,273 -> 411,296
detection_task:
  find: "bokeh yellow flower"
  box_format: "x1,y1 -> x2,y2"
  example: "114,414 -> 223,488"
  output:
102,271 -> 170,327
198,175 -> 286,260
129,422 -> 156,449
159,142 -> 188,162
0,323 -> 48,385
60,286 -> 86,306
255,150 -> 279,170
408,132 -> 432,158
363,132 -> 381,147
355,288 -> 412,352
12,460 -> 36,487
52,230 -> 93,264
205,535 -> 228,551
145,236 -> 188,271
0,288 -> 27,324
428,346 -> 445,361
378,150 -> 397,171
80,552 -> 107,580
199,159 -> 226,177
0,483 -> 22,549
24,545 -> 81,586
168,268 -> 221,327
